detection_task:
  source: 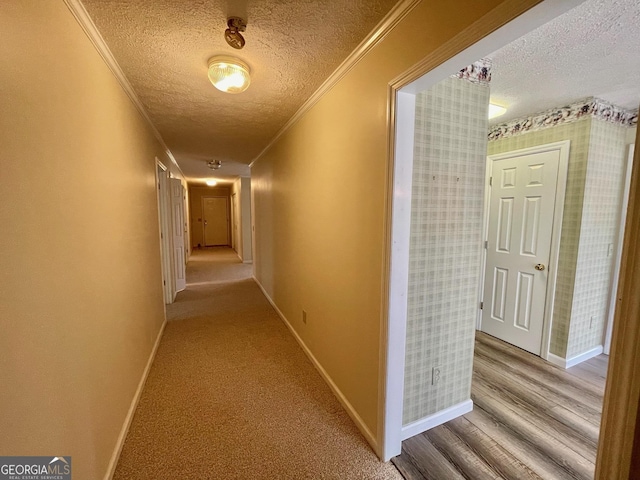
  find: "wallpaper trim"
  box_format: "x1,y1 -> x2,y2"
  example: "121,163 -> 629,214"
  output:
451,58 -> 492,85
489,98 -> 638,141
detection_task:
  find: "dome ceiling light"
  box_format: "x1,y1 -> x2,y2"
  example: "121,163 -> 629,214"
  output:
489,103 -> 507,119
207,56 -> 251,94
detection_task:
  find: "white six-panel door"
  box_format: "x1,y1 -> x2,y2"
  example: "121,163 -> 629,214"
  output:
482,146 -> 564,355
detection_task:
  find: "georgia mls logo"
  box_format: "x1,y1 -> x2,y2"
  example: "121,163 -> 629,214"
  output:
0,456 -> 72,480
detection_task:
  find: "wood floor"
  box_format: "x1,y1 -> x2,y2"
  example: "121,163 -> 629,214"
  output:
392,332 -> 608,480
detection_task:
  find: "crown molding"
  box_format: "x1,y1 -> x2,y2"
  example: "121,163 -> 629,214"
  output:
62,0 -> 185,180
249,0 -> 421,169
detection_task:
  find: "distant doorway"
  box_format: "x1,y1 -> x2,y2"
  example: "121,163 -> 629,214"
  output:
202,196 -> 230,246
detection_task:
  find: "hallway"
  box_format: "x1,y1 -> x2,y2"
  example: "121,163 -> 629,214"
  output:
113,248 -> 401,479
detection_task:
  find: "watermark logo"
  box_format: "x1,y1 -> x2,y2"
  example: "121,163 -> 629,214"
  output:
0,456 -> 71,480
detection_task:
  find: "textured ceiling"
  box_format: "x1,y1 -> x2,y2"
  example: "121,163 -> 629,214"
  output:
80,0 -> 399,182
487,0 -> 640,125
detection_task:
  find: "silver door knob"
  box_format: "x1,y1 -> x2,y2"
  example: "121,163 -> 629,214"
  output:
535,264 -> 546,271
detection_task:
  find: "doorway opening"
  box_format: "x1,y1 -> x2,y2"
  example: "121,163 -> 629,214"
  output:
202,196 -> 230,247
382,0 -> 639,476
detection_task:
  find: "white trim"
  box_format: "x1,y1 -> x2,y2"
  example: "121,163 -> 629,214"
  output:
477,141 -> 570,359
381,91 -> 415,461
540,141 -> 570,361
104,319 -> 166,480
604,144 -> 635,355
248,0 -> 420,169
547,346 -> 604,369
401,400 -> 473,441
156,159 -> 175,304
546,353 -> 567,369
62,0 -> 185,180
253,276 -> 379,455
477,157 -> 494,330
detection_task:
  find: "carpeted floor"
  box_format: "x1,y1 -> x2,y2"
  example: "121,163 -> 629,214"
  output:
113,247 -> 401,479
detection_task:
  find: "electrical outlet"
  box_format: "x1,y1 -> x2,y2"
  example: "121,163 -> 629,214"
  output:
432,366 -> 441,385
302,310 -> 307,325
607,243 -> 614,257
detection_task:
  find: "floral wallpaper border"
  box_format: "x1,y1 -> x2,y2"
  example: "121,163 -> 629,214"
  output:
489,97 -> 638,141
451,58 -> 492,85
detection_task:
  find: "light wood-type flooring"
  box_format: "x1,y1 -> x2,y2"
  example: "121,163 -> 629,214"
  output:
392,332 -> 608,480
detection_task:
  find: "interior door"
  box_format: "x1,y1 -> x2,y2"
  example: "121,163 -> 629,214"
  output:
170,178 -> 186,292
203,197 -> 229,246
230,193 -> 237,251
482,146 -> 562,354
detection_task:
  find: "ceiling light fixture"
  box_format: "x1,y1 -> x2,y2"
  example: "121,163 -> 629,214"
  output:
225,17 -> 247,50
488,103 -> 507,120
207,56 -> 251,94
207,160 -> 222,170
206,180 -> 218,186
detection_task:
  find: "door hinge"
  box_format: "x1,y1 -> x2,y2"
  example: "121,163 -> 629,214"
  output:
480,302 -> 484,310
489,177 -> 493,186
163,280 -> 166,286
484,240 -> 488,249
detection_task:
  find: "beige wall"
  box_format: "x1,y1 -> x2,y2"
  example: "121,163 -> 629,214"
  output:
251,0 -> 520,440
188,185 -> 231,248
0,2 -> 171,479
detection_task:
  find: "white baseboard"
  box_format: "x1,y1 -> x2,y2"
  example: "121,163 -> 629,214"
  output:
546,353 -> 567,369
243,260 -> 253,264
104,319 -> 167,480
548,346 -> 604,369
401,399 -> 473,441
548,346 -> 603,369
252,276 -> 379,455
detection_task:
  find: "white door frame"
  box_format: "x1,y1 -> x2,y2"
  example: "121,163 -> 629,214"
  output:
155,158 -> 175,304
380,0 -> 584,462
604,144 -> 636,354
477,142 -> 570,359
231,192 -> 238,252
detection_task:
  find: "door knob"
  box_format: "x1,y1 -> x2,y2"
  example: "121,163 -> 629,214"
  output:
535,264 -> 546,271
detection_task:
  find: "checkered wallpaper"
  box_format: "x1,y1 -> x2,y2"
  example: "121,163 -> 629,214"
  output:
566,120 -> 630,358
403,77 -> 489,425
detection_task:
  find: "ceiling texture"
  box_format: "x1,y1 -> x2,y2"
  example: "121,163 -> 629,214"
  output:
487,0 -> 640,125
80,0 -> 399,183
81,0 -> 639,182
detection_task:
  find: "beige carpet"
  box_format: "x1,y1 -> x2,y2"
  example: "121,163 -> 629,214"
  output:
113,247 -> 401,479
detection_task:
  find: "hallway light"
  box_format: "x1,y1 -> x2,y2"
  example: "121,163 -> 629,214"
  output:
206,180 -> 218,186
489,103 -> 507,119
208,56 -> 251,94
